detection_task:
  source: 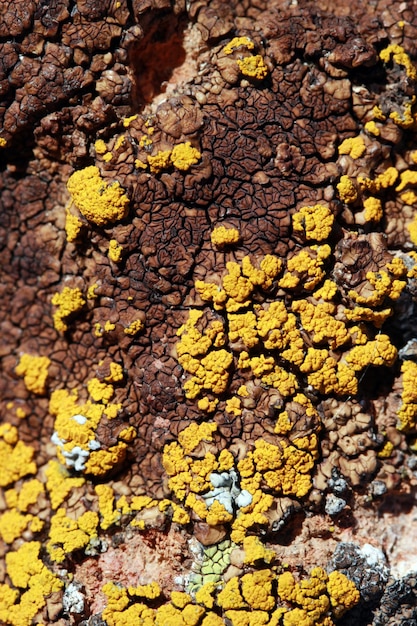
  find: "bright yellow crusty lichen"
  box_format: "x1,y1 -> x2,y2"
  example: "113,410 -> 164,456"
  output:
337,175 -> 358,204
362,196 -> 383,222
223,36 -> 255,55
277,567 -> 359,623
85,443 -> 128,476
148,150 -> 171,174
0,479 -> 45,542
279,245 -> 331,290
211,226 -> 240,247
326,570 -> 360,618
124,318 -> 145,335
51,286 -> 86,332
96,484 -> 121,530
397,360 -> 417,431
171,141 -> 201,171
243,536 -> 274,565
67,165 -> 129,225
292,205 -> 334,241
45,460 -> 85,509
0,541 -> 63,626
358,166 -> 398,193
338,136 -> 366,159
65,208 -> 83,241
147,142 -> 201,174
348,268 -> 406,307
237,55 -> 269,80
364,120 -> 380,136
380,44 -> 417,81
15,354 -> 51,395
94,139 -> 107,154
0,424 -> 36,487
49,380 -> 123,476
109,239 -> 123,262
47,507 -> 99,562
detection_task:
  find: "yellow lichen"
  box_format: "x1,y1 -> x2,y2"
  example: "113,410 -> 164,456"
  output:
237,55 -> 269,80
84,443 -> 127,476
326,571 -> 360,618
148,149 -> 172,173
67,165 -> 129,225
358,167 -> 398,192
15,354 -> 51,395
338,136 -> 366,159
65,209 -> 83,241
380,44 -> 417,80
362,196 -> 383,222
109,239 -> 123,262
241,569 -> 275,610
0,542 -> 62,626
211,226 -> 240,247
292,205 -> 334,241
96,484 -> 121,530
349,270 -> 406,306
45,460 -> 85,509
87,377 -> 114,403
123,114 -> 138,127
124,318 -> 145,335
345,334 -> 397,371
0,424 -> 36,487
364,120 -> 380,136
397,360 -> 417,431
243,536 -> 274,565
94,139 -> 107,154
51,286 -> 85,332
223,37 -> 255,55
171,142 -> 201,171
47,507 -> 99,562
337,175 -> 358,204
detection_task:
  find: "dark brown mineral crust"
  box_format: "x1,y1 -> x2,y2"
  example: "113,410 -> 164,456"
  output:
1,1 -> 417,624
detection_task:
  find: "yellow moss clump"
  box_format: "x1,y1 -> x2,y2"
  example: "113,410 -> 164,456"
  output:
51,286 -> 85,332
15,354 -> 51,395
292,205 -> 334,241
67,165 -> 129,226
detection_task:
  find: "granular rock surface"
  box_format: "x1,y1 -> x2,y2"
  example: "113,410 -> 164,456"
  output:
1,1 -> 417,625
